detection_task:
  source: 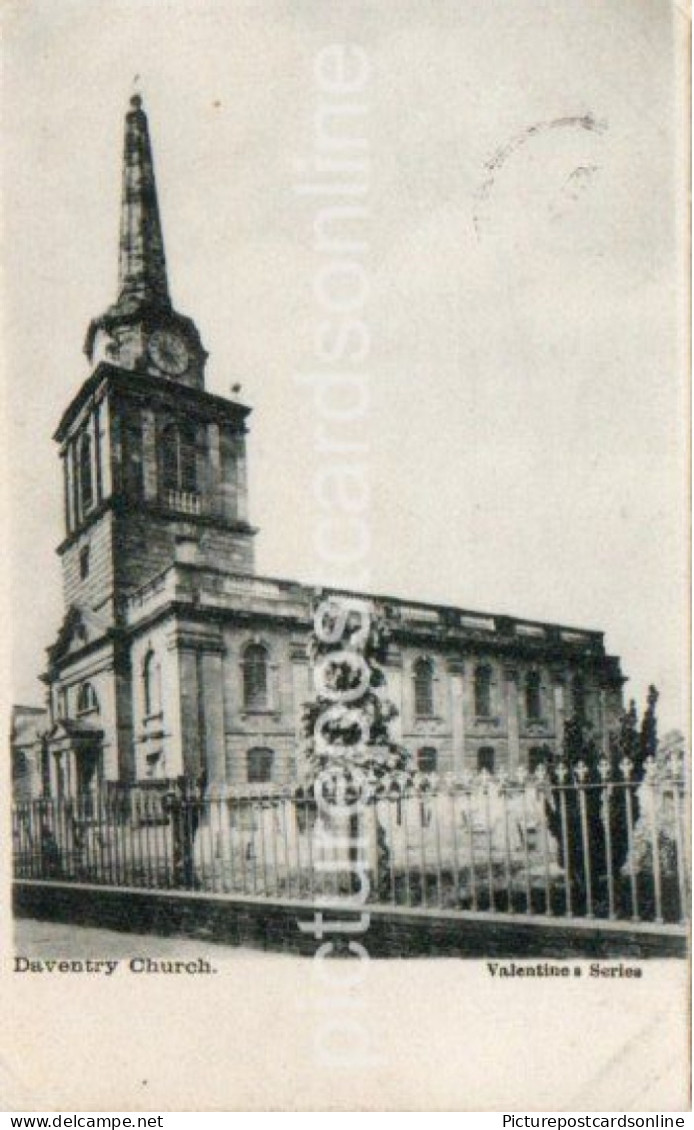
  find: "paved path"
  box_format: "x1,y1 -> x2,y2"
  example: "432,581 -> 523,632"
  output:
14,917 -> 286,960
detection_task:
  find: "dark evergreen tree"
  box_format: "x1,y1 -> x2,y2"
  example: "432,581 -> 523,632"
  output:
545,688 -> 658,916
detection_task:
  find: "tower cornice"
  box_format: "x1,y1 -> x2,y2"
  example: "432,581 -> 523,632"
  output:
54,363 -> 251,445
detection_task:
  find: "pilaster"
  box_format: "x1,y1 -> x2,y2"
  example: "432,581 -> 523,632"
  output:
504,664 -> 520,773
447,658 -> 465,772
552,672 -> 566,752
141,408 -> 158,501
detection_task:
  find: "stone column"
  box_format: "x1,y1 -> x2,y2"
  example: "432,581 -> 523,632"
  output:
163,630 -> 184,779
109,412 -> 123,493
141,408 -> 158,502
178,645 -> 199,779
173,629 -> 226,785
99,394 -> 113,498
200,649 -> 226,787
290,642 -> 311,776
552,673 -> 566,753
114,649 -> 136,783
93,405 -> 103,504
598,688 -> 610,756
386,645 -> 403,742
504,665 -> 520,774
235,436 -> 249,523
62,452 -> 73,534
207,423 -> 221,516
70,440 -> 79,524
447,659 -> 465,774
101,660 -> 120,782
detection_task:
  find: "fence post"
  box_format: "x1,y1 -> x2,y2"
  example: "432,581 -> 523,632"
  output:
575,761 -> 594,918
620,757 -> 639,922
517,765 -> 532,914
556,760 -> 573,918
598,757 -> 616,920
536,765 -> 553,915
671,777 -> 688,924
644,758 -> 663,924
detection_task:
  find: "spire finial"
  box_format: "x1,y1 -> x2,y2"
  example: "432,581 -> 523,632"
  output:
130,72 -> 142,108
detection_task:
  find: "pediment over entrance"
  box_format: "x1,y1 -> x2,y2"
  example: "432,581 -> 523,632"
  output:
46,718 -> 104,753
47,604 -> 109,665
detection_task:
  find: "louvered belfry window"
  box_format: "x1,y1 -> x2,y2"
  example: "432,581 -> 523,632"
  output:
79,433 -> 93,515
161,422 -> 197,493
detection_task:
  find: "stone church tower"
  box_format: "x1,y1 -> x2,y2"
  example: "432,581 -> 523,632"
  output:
40,95 -> 625,801
44,96 -> 256,793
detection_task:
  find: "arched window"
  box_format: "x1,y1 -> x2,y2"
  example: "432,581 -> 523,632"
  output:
525,670 -> 542,721
122,416 -> 143,497
417,746 -> 438,773
474,664 -> 492,718
142,650 -> 161,717
247,747 -> 274,784
161,422 -> 197,494
572,674 -> 586,722
76,682 -> 98,714
79,433 -> 93,515
413,657 -> 434,717
243,643 -> 269,711
477,746 -> 495,774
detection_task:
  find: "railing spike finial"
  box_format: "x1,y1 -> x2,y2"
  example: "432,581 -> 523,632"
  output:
619,756 -> 634,781
533,762 -> 547,784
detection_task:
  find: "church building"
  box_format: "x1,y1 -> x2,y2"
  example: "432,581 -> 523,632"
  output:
38,96 -> 626,798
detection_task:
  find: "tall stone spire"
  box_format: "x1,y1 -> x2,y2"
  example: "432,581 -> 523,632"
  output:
117,94 -> 171,313
85,93 -> 207,389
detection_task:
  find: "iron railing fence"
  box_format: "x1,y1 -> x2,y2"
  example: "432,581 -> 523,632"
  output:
12,760 -> 689,925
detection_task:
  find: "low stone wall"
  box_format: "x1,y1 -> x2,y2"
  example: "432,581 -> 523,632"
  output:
13,880 -> 687,959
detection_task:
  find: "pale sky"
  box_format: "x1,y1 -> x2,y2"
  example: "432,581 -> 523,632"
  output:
4,0 -> 688,732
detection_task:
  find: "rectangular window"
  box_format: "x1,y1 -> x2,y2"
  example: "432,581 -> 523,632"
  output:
477,746 -> 495,774
474,666 -> 493,718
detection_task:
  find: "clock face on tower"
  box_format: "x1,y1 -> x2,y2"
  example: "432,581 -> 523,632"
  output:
148,329 -> 190,376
